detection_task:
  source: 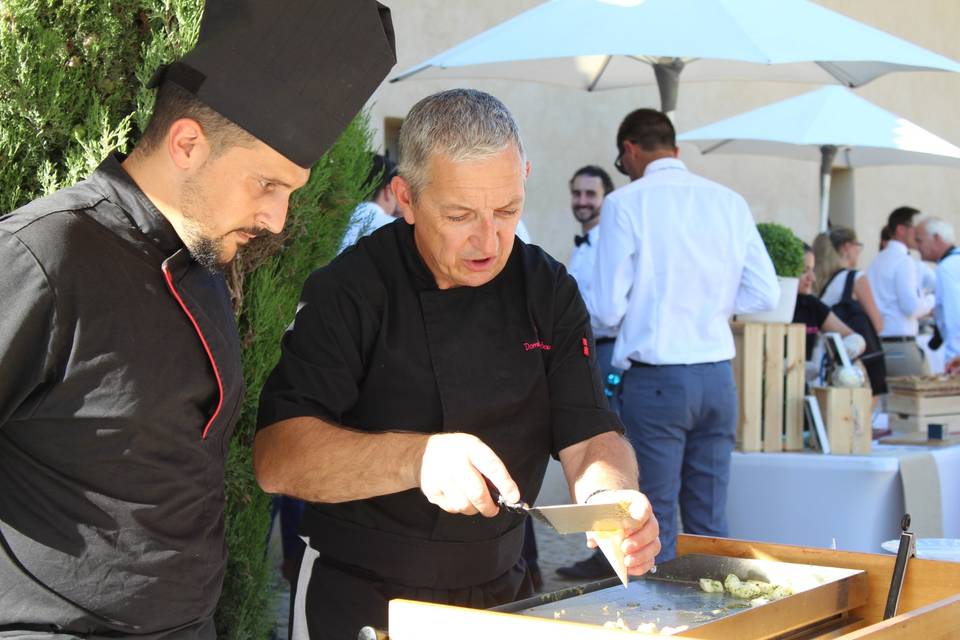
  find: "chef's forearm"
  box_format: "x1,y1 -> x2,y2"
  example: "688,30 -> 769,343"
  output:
253,417 -> 427,502
559,431 -> 639,503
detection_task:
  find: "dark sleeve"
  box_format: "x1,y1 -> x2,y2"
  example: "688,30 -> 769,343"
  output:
256,266 -> 380,429
812,296 -> 831,328
545,268 -> 624,458
0,230 -> 56,429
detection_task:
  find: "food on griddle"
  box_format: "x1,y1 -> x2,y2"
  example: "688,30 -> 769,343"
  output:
698,578 -> 724,593
698,574 -> 794,602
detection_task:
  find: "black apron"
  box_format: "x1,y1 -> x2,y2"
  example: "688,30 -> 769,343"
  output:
259,221 -> 619,639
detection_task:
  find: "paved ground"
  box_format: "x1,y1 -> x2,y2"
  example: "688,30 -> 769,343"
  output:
269,458 -> 595,638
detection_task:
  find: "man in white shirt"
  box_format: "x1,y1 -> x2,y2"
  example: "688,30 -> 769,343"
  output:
338,154 -> 400,253
916,217 -> 960,363
866,207 -> 935,377
556,165 -> 621,581
566,165 -> 618,403
592,109 -> 778,562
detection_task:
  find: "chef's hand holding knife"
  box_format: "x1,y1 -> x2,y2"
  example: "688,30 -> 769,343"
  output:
418,433 -> 520,518
582,488 -> 660,576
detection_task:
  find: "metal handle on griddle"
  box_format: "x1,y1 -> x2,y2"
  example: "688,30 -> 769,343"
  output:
358,626 -> 389,640
883,513 -> 916,620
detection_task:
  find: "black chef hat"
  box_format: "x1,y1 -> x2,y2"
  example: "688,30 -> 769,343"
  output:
149,1 -> 397,168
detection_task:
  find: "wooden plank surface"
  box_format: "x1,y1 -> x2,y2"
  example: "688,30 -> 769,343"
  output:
677,535 -> 960,628
887,393 -> 960,417
388,598 -> 674,640
888,412 -> 960,435
838,594 -> 960,639
785,324 -> 806,450
763,323 -> 785,452
737,323 -> 764,452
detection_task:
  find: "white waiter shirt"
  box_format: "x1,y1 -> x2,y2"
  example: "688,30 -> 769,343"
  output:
592,158 -> 778,368
567,226 -> 616,339
936,249 -> 960,360
866,239 -> 935,337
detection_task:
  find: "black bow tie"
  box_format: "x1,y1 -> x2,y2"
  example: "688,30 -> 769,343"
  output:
574,233 -> 590,247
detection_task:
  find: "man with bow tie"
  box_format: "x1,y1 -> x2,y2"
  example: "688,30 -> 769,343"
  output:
555,165 -> 622,582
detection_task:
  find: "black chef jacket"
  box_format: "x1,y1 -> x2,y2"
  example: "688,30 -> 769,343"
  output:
257,220 -> 622,637
0,156 -> 243,638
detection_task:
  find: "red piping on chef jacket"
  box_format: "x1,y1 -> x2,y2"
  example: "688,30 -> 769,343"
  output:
162,263 -> 224,440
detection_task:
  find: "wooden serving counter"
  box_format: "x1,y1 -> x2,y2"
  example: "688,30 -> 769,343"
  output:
385,535 -> 960,639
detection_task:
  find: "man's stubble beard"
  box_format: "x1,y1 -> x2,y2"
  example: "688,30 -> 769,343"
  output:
179,172 -> 228,274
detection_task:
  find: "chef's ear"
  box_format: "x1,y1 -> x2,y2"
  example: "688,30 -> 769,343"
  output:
167,117 -> 211,171
392,175 -> 417,225
524,160 -> 531,180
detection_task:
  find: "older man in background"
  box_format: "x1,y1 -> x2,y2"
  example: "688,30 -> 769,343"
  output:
916,217 -> 960,365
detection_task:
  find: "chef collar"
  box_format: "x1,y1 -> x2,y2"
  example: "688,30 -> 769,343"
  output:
90,154 -> 184,256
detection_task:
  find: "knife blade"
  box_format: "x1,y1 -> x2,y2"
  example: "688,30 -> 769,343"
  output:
498,496 -> 630,534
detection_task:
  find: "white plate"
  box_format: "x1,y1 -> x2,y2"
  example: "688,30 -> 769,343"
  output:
881,538 -> 960,562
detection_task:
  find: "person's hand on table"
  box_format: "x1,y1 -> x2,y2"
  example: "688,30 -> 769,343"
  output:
419,432 -> 520,518
584,489 -> 660,575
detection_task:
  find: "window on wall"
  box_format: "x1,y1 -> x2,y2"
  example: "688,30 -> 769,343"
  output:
384,117 -> 403,162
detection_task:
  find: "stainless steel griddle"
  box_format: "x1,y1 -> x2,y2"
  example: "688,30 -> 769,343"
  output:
492,554 -> 868,638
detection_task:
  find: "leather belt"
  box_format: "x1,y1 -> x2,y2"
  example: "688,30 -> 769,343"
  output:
881,336 -> 916,344
595,337 -> 615,346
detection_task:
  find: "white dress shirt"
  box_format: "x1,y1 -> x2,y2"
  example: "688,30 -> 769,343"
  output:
936,249 -> 960,360
567,226 -> 616,339
866,240 -> 935,337
592,158 -> 779,367
338,202 -> 395,254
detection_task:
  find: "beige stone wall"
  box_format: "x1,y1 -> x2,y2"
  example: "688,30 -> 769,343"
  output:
368,0 -> 960,268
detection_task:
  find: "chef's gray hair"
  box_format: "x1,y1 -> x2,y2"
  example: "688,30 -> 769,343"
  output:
398,88 -> 525,197
920,216 -> 956,244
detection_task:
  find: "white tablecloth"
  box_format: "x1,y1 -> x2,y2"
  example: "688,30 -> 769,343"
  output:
727,444 -> 960,553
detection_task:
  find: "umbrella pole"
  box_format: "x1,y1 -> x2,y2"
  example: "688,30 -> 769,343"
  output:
654,59 -> 685,124
819,145 -> 838,232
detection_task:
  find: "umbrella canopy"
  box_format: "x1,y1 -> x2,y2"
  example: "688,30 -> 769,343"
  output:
391,0 -> 960,117
678,86 -> 960,230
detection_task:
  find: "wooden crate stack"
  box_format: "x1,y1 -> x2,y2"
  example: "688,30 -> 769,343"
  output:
887,375 -> 960,435
731,322 -> 806,452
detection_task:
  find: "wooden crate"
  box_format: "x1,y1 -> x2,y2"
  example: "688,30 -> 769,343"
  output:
887,391 -> 960,436
813,386 -> 872,454
732,322 -> 806,452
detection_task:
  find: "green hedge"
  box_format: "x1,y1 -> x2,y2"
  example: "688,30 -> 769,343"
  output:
1,1 -> 374,635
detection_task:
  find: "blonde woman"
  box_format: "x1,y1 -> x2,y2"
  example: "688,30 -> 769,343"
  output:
814,228 -> 883,333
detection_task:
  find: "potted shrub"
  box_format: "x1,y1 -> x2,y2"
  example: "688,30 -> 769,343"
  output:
739,222 -> 805,323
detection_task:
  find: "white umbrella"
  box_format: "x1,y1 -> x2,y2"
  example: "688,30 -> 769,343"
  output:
391,0 -> 960,121
677,86 -> 960,230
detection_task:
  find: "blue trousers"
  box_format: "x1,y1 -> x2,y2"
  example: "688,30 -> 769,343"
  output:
620,361 -> 737,562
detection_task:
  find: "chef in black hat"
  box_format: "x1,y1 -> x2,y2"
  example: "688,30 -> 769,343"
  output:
0,2 -> 395,637
255,88 -> 661,640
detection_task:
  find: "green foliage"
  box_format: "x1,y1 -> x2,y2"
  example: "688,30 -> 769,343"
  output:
757,222 -> 805,278
1,1 -> 376,635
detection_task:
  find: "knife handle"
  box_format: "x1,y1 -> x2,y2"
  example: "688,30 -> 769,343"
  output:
484,478 -> 528,513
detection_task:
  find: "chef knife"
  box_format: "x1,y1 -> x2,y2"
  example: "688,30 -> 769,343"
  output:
496,496 -> 630,535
